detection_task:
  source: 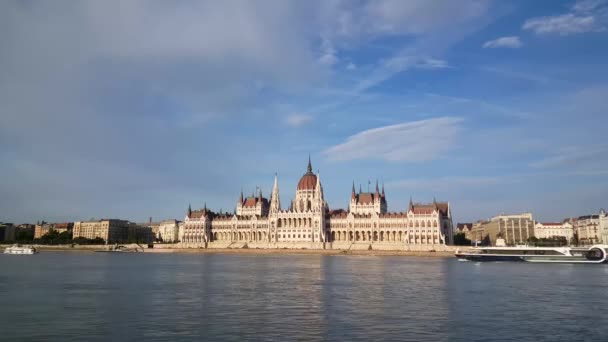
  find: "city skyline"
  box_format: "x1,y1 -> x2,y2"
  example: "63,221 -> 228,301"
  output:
1,0 -> 608,224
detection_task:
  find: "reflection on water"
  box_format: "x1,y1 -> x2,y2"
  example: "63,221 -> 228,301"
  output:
1,253 -> 607,341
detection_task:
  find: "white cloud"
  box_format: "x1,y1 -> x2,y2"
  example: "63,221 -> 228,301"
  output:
323,0 -> 491,39
285,113 -> 313,127
318,38 -> 339,66
522,1 -> 607,35
387,176 -> 513,191
319,53 -> 339,66
323,117 -> 463,162
346,62 -> 357,70
531,144 -> 608,168
354,55 -> 448,92
572,0 -> 606,13
523,14 -> 598,35
482,36 -> 522,48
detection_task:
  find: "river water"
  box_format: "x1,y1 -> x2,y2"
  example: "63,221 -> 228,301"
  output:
0,252 -> 607,341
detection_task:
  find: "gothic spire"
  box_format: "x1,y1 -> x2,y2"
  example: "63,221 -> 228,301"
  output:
188,203 -> 192,217
271,173 -> 281,212
351,181 -> 356,200
239,188 -> 243,203
375,179 -> 380,195
307,155 -> 312,173
381,182 -> 385,197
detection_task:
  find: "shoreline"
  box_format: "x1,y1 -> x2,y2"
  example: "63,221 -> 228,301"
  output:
8,245 -> 458,258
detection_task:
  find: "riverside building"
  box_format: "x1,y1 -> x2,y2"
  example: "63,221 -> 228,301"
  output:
469,213 -> 535,246
73,219 -> 153,244
534,221 -> 574,242
34,222 -> 73,239
181,158 -> 454,249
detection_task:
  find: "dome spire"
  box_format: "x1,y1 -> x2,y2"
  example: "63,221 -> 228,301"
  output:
307,155 -> 312,173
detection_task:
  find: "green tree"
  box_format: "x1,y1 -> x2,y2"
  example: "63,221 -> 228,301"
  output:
527,236 -> 539,246
15,229 -> 34,243
453,232 -> 472,246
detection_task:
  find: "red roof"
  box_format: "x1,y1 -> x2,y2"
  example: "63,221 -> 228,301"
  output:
540,222 -> 562,226
457,223 -> 472,231
242,197 -> 268,208
297,173 -> 317,190
189,210 -> 207,219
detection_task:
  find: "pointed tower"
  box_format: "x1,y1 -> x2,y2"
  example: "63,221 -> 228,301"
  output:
270,173 -> 281,213
307,154 -> 312,174
375,179 -> 380,197
351,181 -> 356,200
408,196 -> 414,212
187,203 -> 192,218
380,181 -> 387,213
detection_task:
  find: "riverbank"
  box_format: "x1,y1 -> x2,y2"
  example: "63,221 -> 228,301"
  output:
1,244 -> 461,257
144,247 -> 456,257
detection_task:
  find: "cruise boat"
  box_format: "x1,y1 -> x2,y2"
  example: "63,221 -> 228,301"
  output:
4,245 -> 38,255
455,245 -> 608,264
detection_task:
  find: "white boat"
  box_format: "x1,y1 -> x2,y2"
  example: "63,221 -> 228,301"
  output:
4,245 -> 38,255
455,245 -> 608,264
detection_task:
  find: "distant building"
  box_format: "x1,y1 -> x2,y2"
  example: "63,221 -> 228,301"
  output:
158,219 -> 180,242
469,213 -> 534,246
573,214 -> 600,245
177,221 -> 185,242
16,224 -> 35,236
128,225 -> 154,244
456,223 -> 473,240
34,222 -> 73,239
73,219 -> 144,244
0,222 -> 16,242
600,210 -> 608,244
534,222 -> 573,242
141,219 -> 161,239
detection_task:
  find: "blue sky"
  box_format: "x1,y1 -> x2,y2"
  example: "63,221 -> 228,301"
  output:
1,0 -> 607,224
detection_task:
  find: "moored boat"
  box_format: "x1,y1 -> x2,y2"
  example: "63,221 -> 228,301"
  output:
4,245 -> 38,255
455,245 -> 608,264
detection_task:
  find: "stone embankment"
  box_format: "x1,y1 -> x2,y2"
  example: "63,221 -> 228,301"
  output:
1,243 -> 469,257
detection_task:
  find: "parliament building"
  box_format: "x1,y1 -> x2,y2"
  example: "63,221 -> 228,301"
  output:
181,158 -> 454,249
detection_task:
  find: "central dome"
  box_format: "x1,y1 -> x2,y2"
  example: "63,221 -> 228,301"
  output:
297,156 -> 317,190
297,172 -> 317,190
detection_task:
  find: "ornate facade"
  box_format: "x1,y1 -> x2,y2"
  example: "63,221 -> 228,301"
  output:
181,158 -> 454,247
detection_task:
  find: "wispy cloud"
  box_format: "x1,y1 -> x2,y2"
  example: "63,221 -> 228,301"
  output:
531,144 -> 608,168
285,113 -> 313,127
323,117 -> 463,162
522,0 -> 607,35
387,176 -> 509,190
482,36 -> 522,48
354,54 -> 448,92
318,38 -> 339,66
